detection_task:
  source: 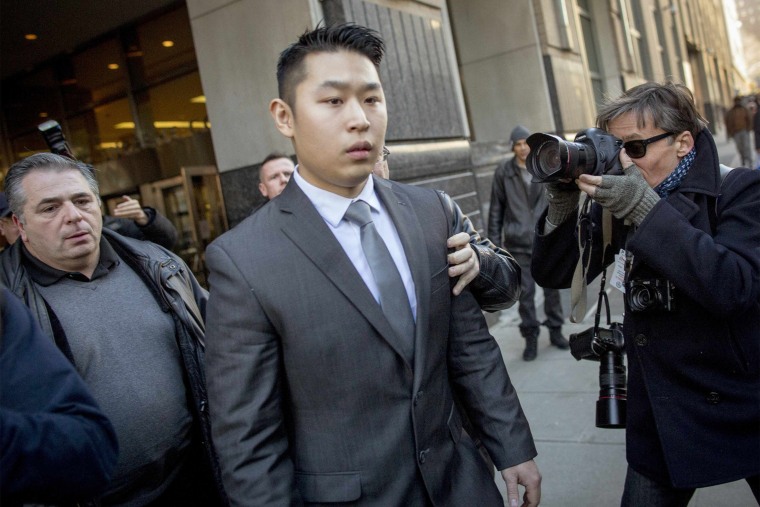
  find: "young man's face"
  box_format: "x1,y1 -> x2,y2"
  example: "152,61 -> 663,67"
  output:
258,157 -> 294,199
15,168 -> 103,274
513,139 -> 530,165
271,50 -> 387,198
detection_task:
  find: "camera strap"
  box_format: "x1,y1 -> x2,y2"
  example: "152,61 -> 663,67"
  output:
569,196 -> 614,323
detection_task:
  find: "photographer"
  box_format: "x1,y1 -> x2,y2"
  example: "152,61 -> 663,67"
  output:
531,81 -> 759,505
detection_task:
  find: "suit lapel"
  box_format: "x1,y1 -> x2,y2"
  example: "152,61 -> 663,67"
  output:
374,178 -> 431,387
276,181 -> 414,370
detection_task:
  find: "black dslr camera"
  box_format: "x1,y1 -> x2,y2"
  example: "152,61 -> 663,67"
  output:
570,322 -> 626,429
626,278 -> 676,313
525,128 -> 624,183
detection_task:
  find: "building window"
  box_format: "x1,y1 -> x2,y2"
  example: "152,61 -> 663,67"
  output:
577,0 -> 604,108
631,2 -> 653,80
654,6 -> 672,79
62,37 -> 128,114
1,4 -> 211,177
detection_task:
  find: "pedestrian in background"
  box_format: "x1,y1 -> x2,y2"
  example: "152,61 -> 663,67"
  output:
257,152 -> 295,201
724,95 -> 754,168
488,125 -> 568,361
533,81 -> 759,505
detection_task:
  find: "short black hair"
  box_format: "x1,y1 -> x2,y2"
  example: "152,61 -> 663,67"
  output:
262,152 -> 291,165
596,81 -> 707,138
276,23 -> 385,108
259,151 -> 292,181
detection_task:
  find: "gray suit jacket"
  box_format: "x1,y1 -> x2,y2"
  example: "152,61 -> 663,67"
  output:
205,176 -> 536,506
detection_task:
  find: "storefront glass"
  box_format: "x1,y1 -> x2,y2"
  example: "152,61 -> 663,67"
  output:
1,4 -> 212,175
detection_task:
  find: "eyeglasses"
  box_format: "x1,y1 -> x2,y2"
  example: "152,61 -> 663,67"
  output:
622,132 -> 674,159
381,146 -> 390,161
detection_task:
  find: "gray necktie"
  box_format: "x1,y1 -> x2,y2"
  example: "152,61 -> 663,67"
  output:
344,200 -> 415,360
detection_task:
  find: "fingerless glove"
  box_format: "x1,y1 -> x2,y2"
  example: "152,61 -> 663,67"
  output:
594,164 -> 660,226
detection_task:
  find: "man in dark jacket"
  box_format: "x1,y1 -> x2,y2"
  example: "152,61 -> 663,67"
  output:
0,153 -> 226,506
533,81 -> 759,504
489,125 -> 568,360
0,284 -> 118,506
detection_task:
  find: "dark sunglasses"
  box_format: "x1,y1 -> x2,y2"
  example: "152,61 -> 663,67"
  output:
622,132 -> 674,159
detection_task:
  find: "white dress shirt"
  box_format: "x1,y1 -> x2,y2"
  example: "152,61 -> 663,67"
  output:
293,168 -> 417,320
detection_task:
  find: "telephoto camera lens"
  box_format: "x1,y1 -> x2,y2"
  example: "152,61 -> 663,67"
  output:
526,128 -> 624,183
596,349 -> 627,428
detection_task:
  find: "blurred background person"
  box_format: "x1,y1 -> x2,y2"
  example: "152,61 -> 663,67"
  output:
724,95 -> 753,168
258,152 -> 295,200
488,125 -> 568,361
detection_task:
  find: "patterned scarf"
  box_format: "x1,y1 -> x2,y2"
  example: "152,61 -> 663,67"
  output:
654,148 -> 696,198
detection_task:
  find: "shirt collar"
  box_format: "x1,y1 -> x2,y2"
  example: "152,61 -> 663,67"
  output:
22,236 -> 120,286
293,166 -> 380,227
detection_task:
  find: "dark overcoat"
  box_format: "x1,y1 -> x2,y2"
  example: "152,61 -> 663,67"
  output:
532,129 -> 760,488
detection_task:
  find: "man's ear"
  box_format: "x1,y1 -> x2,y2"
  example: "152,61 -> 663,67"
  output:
12,215 -> 27,242
675,131 -> 695,157
270,98 -> 294,138
258,182 -> 268,198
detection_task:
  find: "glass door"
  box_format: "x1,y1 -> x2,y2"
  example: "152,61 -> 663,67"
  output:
140,165 -> 228,287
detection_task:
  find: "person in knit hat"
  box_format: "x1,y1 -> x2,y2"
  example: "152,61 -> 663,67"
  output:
488,125 -> 568,361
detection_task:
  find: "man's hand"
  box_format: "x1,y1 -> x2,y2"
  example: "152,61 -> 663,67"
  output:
501,459 -> 541,507
112,195 -> 149,226
446,232 -> 479,296
577,159 -> 659,226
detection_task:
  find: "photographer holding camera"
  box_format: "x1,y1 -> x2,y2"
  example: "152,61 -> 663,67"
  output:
531,81 -> 759,505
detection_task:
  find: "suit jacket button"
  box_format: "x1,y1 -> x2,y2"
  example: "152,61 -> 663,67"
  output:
414,391 -> 424,406
635,334 -> 648,346
418,449 -> 429,464
706,391 -> 720,404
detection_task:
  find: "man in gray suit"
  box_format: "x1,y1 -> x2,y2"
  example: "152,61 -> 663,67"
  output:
205,23 -> 541,506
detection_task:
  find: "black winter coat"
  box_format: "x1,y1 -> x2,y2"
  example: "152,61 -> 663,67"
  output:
488,157 -> 547,254
531,129 -> 760,488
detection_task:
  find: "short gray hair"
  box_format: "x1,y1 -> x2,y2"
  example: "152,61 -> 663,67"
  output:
4,153 -> 100,223
596,81 -> 708,138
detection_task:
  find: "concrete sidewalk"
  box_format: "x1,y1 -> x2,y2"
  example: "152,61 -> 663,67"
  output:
486,131 -> 757,506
